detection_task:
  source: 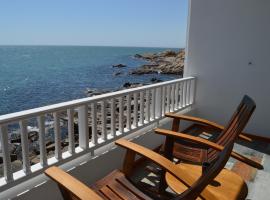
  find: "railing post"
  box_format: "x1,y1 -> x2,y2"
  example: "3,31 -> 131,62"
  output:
78,105 -> 89,149
37,115 -> 48,167
19,119 -> 31,174
67,109 -> 75,154
0,125 -> 13,182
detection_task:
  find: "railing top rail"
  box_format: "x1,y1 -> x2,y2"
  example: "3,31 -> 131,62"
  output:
0,77 -> 195,125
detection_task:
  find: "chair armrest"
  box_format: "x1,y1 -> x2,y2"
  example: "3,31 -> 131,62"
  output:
45,166 -> 103,200
155,128 -> 263,169
116,139 -> 195,186
155,128 -> 224,151
116,139 -> 216,199
165,113 -> 253,142
165,113 -> 224,130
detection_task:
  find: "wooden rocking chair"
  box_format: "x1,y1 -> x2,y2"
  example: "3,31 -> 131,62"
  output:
45,137 -> 248,200
158,95 -> 262,169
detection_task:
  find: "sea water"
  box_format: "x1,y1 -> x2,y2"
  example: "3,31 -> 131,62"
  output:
0,45 -> 179,115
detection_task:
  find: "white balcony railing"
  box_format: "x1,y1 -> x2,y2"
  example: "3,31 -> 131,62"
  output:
0,77 -> 196,190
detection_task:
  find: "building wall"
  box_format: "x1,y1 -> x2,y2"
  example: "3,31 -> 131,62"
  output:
185,0 -> 270,136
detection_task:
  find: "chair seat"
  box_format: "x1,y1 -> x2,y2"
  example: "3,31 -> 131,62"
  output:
166,163 -> 248,200
91,170 -> 152,200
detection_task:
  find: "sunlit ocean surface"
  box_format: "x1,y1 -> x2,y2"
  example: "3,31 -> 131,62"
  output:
0,46 -> 179,115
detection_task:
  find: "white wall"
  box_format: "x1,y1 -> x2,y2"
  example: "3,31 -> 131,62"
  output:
185,0 -> 270,136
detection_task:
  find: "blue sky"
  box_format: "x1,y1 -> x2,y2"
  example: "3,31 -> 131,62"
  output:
0,0 -> 188,48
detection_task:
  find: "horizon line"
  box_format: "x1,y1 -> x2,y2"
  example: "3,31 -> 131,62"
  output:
0,44 -> 185,49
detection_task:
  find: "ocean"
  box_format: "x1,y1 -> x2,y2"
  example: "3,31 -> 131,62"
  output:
0,46 -> 180,115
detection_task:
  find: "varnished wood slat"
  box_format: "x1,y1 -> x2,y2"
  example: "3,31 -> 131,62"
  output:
108,180 -> 139,200
93,170 -> 151,200
99,186 -> 121,200
115,176 -> 152,200
45,166 -> 103,200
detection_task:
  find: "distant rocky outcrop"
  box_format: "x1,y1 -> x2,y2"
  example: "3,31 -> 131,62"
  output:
113,71 -> 124,76
112,64 -> 127,68
122,82 -> 144,89
130,49 -> 185,75
85,88 -> 111,97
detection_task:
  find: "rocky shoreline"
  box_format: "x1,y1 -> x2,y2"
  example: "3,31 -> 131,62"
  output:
130,49 -> 185,75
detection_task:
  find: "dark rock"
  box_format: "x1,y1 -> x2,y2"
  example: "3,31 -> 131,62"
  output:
150,77 -> 163,83
85,88 -> 110,97
112,64 -> 127,68
122,82 -> 144,89
113,71 -> 123,76
134,54 -> 143,59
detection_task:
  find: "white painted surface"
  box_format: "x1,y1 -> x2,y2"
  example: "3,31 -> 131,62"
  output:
185,0 -> 270,136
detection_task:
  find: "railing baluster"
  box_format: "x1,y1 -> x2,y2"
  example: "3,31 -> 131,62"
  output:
53,112 -> 62,160
146,90 -> 150,122
188,79 -> 192,105
186,80 -> 189,105
111,98 -> 116,137
19,120 -> 31,174
91,102 -> 97,144
0,125 -> 13,182
119,96 -> 124,134
191,79 -> 196,105
78,105 -> 89,149
180,82 -> 184,108
175,83 -> 179,109
155,87 -> 162,118
151,89 -> 156,120
37,115 -> 47,166
166,85 -> 171,112
67,109 -> 75,154
133,93 -> 138,128
101,100 -> 107,141
126,94 -> 131,130
182,81 -> 186,106
185,80 -> 189,106
171,84 -> 175,111
139,91 -> 144,125
162,86 -> 166,116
